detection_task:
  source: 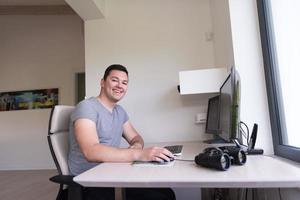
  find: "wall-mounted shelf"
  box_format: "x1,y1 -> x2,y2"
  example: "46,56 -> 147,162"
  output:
65,0 -> 105,21
178,68 -> 228,95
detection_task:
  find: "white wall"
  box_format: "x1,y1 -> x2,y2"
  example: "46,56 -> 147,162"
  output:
85,0 -> 217,143
0,15 -> 85,170
210,0 -> 234,68
227,0 -> 273,154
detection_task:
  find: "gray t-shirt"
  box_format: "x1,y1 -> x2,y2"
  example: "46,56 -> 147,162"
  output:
68,97 -> 129,175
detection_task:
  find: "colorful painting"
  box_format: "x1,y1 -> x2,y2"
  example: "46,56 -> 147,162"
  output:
0,88 -> 58,111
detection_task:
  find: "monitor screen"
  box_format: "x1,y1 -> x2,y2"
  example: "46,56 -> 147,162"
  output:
205,95 -> 220,134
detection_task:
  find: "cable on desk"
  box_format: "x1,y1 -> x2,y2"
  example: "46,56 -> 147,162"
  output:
174,158 -> 194,162
240,127 -> 248,143
239,121 -> 250,147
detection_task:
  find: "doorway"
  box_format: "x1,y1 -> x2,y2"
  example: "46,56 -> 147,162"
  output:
75,72 -> 85,104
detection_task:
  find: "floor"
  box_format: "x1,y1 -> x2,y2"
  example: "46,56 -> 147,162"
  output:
0,169 -> 59,200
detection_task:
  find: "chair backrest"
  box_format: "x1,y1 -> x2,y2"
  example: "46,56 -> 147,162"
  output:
48,105 -> 75,176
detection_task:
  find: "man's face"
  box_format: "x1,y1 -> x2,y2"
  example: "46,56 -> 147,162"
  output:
101,70 -> 128,103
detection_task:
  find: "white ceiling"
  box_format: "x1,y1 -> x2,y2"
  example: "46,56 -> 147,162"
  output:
0,0 -> 67,5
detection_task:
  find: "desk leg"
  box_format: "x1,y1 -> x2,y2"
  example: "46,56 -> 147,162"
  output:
68,185 -> 83,200
115,187 -> 126,200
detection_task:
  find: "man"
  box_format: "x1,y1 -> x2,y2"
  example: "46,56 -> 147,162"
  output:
68,64 -> 176,200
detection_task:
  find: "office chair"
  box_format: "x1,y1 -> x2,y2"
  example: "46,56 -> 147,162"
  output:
47,105 -> 83,200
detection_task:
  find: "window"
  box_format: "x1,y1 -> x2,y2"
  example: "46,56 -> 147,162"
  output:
257,0 -> 300,162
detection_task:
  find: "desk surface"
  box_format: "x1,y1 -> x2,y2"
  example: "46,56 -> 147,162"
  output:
74,142 -> 300,188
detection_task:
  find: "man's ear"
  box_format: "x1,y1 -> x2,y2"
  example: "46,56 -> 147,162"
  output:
100,79 -> 104,87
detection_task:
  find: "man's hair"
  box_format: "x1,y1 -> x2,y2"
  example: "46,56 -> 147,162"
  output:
103,64 -> 128,80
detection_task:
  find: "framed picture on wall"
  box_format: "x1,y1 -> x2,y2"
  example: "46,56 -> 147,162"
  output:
0,88 -> 58,111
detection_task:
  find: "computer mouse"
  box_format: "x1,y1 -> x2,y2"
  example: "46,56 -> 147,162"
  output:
163,155 -> 175,163
169,156 -> 175,161
152,156 -> 175,164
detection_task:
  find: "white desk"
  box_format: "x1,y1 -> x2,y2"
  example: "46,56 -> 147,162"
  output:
74,142 -> 300,188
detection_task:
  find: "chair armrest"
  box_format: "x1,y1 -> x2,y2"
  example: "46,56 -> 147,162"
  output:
50,175 -> 79,186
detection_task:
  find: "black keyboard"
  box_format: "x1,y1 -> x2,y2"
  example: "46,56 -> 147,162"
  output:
164,145 -> 183,155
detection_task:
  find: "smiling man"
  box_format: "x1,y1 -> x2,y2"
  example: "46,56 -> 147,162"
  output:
68,64 -> 176,200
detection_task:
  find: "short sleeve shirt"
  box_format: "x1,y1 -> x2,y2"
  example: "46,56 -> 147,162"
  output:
68,97 -> 129,175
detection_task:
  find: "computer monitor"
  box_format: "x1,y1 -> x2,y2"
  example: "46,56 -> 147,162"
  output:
204,67 -> 241,144
205,95 -> 220,134
218,67 -> 241,143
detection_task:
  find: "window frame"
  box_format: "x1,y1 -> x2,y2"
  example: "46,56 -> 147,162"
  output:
257,0 -> 300,162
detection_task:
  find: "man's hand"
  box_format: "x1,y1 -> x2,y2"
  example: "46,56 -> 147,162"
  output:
135,146 -> 174,163
128,135 -> 144,149
123,121 -> 145,149
129,142 -> 143,149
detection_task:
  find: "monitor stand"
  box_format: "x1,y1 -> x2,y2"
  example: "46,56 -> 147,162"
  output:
203,135 -> 232,144
203,137 -> 244,150
203,137 -> 237,149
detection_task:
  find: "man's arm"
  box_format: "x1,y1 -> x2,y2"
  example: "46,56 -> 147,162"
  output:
74,119 -> 173,163
122,120 -> 144,149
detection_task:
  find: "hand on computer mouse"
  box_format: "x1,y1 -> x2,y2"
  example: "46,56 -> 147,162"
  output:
152,155 -> 175,164
160,148 -> 175,162
160,147 -> 175,161
137,146 -> 174,163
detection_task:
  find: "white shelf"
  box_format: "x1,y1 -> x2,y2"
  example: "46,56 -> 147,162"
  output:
179,68 -> 228,95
